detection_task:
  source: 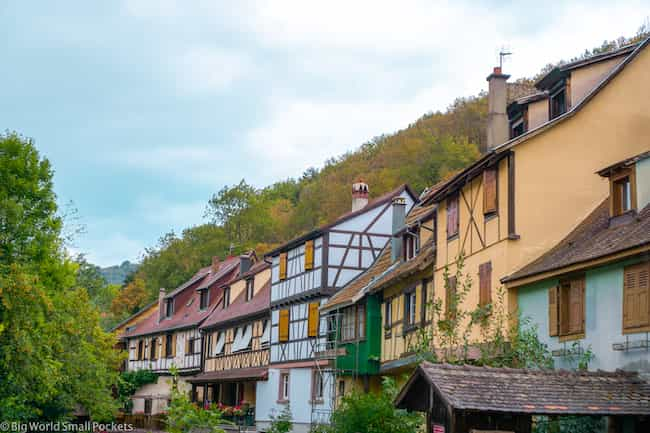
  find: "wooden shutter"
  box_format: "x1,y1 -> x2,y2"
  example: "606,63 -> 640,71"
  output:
279,253 -> 288,280
623,262 -> 650,330
446,276 -> 457,319
161,334 -> 167,358
185,336 -> 191,354
483,168 -> 498,214
143,338 -> 149,360
479,262 -> 492,307
568,277 -> 585,335
279,309 -> 290,342
305,240 -> 314,270
308,302 -> 319,337
171,334 -> 177,356
447,195 -> 459,238
548,286 -> 559,337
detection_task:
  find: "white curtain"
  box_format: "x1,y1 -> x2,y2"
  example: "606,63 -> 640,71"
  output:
261,320 -> 270,345
233,325 -> 252,352
231,327 -> 243,352
213,331 -> 225,356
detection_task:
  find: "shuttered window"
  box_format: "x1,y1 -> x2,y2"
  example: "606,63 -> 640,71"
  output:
550,276 -> 585,338
446,276 -> 457,320
279,309 -> 290,342
483,168 -> 498,215
623,262 -> 650,332
447,194 -> 459,239
171,334 -> 177,356
478,262 -> 492,307
307,302 -> 319,337
304,240 -> 314,270
279,253 -> 288,280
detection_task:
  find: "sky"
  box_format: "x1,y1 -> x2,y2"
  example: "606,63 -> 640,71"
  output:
1,1 -> 647,266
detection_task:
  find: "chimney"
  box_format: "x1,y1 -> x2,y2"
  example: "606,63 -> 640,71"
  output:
158,287 -> 166,322
486,66 -> 511,151
352,179 -> 369,212
391,197 -> 406,262
211,256 -> 220,274
239,254 -> 252,275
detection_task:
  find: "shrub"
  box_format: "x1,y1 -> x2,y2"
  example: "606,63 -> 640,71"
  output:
267,405 -> 293,433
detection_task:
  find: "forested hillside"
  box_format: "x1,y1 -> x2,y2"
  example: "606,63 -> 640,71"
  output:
108,28 -> 650,327
100,261 -> 138,285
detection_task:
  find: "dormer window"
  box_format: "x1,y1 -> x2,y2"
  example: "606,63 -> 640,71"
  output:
510,117 -> 525,138
165,299 -> 173,318
223,286 -> 231,308
550,85 -> 567,119
403,233 -> 418,261
611,168 -> 636,217
199,289 -> 209,310
245,278 -> 254,302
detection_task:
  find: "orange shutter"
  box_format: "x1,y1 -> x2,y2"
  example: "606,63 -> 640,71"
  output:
161,335 -> 167,358
308,302 -> 319,337
304,241 -> 314,270
479,262 -> 492,307
623,262 -> 650,330
185,336 -> 191,354
171,334 -> 177,356
279,253 -> 288,280
548,286 -> 559,337
279,309 -> 290,342
483,168 -> 498,214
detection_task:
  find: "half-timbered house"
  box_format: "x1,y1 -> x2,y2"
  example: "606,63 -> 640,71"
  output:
189,261 -> 271,425
421,38 -> 650,349
256,181 -> 416,433
120,254 -> 253,415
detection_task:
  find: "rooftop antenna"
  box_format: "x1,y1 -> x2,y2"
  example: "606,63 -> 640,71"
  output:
499,49 -> 512,69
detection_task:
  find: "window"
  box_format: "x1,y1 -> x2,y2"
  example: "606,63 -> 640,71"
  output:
245,278 -> 254,302
304,240 -> 314,270
446,276 -> 457,320
403,234 -> 418,261
144,398 -> 152,415
341,306 -> 356,341
338,380 -> 345,398
550,87 -> 567,119
623,261 -> 650,332
223,287 -> 230,308
150,337 -> 157,360
549,276 -> 585,338
279,309 -> 290,342
165,299 -> 173,318
165,334 -> 173,358
137,340 -> 144,360
611,169 -> 636,217
510,117 -> 525,138
357,304 -> 366,339
447,194 -> 459,239
187,337 -> 195,355
308,302 -> 319,338
483,168 -> 498,215
421,279 -> 430,324
279,372 -> 290,402
199,289 -> 209,310
384,300 -> 392,329
478,262 -> 492,307
279,252 -> 288,280
404,291 -> 417,328
311,371 -> 324,402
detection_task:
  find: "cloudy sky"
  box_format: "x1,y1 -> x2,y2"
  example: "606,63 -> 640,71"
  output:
1,1 -> 647,266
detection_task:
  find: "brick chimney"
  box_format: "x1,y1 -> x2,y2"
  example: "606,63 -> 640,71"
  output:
352,179 -> 369,212
391,197 -> 406,262
486,66 -> 511,152
211,256 -> 220,274
158,287 -> 166,322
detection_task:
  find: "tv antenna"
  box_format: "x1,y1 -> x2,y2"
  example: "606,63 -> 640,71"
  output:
499,50 -> 512,69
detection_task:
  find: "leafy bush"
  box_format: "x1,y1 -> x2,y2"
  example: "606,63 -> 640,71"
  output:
267,404 -> 293,433
116,370 -> 158,413
326,377 -> 422,433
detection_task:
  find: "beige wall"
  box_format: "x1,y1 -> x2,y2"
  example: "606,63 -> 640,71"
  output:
432,45 -> 650,343
570,56 -> 626,108
131,375 -> 192,415
230,267 -> 271,302
527,99 -> 549,130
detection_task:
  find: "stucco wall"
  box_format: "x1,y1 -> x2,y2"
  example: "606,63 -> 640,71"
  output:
517,258 -> 650,376
570,56 -> 626,107
131,375 -> 192,415
527,99 -> 548,130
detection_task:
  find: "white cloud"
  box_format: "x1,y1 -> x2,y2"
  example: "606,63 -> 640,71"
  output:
173,46 -> 252,94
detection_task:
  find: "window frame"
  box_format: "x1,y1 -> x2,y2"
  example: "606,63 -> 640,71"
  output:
483,167 -> 498,216
278,371 -> 290,403
165,299 -> 174,318
245,278 -> 254,302
610,167 -> 637,217
384,299 -> 393,335
552,275 -> 586,341
446,194 -> 459,240
311,370 -> 324,403
150,337 -> 157,360
341,306 -> 356,341
549,84 -> 567,120
223,286 -> 231,309
165,333 -> 173,358
199,288 -> 209,310
404,289 -> 417,330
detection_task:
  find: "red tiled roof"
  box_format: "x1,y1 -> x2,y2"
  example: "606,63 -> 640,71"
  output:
121,257 -> 242,338
396,362 -> 650,416
188,367 -> 268,383
503,200 -> 650,284
200,279 -> 270,330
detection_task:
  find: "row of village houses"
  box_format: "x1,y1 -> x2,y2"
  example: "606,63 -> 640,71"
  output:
114,39 -> 650,433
